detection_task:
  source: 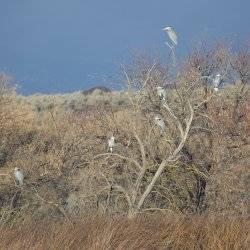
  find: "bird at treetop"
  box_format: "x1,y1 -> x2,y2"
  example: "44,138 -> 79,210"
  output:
162,26 -> 178,45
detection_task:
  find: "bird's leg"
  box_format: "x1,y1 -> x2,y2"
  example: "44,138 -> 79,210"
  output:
165,42 -> 176,67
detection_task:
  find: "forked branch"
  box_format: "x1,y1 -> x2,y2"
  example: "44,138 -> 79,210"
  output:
135,102 -> 194,213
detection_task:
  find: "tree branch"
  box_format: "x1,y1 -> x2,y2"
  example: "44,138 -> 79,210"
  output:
136,102 -> 194,212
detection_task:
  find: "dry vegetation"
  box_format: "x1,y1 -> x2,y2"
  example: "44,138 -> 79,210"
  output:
0,42 -> 249,249
19,88 -> 129,115
0,215 -> 249,249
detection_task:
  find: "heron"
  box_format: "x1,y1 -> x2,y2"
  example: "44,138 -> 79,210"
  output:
156,86 -> 166,102
162,26 -> 177,46
108,136 -> 115,153
155,115 -> 165,134
201,73 -> 223,91
14,167 -> 24,186
213,74 -> 222,91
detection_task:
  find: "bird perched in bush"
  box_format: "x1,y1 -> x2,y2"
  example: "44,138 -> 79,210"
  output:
213,74 -> 223,91
155,115 -> 166,134
163,26 -> 178,46
201,73 -> 223,92
14,167 -> 25,186
156,86 -> 166,102
108,136 -> 115,153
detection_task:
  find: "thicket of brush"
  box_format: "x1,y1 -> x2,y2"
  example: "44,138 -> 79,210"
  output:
0,42 -> 249,249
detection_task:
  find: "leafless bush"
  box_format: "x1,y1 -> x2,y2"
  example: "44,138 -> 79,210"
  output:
79,45 -> 246,217
231,43 -> 250,86
0,42 -> 249,224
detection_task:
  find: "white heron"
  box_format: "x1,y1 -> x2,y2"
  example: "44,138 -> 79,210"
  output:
108,136 -> 115,153
155,115 -> 166,134
156,86 -> 166,102
14,167 -> 24,186
201,73 -> 223,91
163,26 -> 178,46
213,74 -> 222,91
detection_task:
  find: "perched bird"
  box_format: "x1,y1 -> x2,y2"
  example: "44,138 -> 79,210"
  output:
155,115 -> 166,134
14,167 -> 24,186
108,136 -> 115,153
213,74 -> 222,91
162,26 -> 178,45
156,86 -> 166,102
201,73 -> 223,91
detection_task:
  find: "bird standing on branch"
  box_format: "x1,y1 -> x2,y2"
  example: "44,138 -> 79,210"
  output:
155,115 -> 166,134
108,136 -> 115,153
213,74 -> 222,91
14,167 -> 25,186
163,26 -> 178,46
157,86 -> 166,102
201,73 -> 223,92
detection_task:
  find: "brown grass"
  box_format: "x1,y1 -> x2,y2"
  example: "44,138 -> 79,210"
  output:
0,215 -> 249,250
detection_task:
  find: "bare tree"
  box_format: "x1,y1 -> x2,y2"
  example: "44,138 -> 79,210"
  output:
91,56 -> 207,217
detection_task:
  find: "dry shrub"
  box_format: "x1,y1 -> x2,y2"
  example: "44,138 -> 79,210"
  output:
80,48 -> 249,217
21,89 -> 129,114
0,74 -> 35,177
0,42 -> 249,225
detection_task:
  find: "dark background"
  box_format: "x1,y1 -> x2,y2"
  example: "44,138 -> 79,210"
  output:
0,0 -> 249,94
